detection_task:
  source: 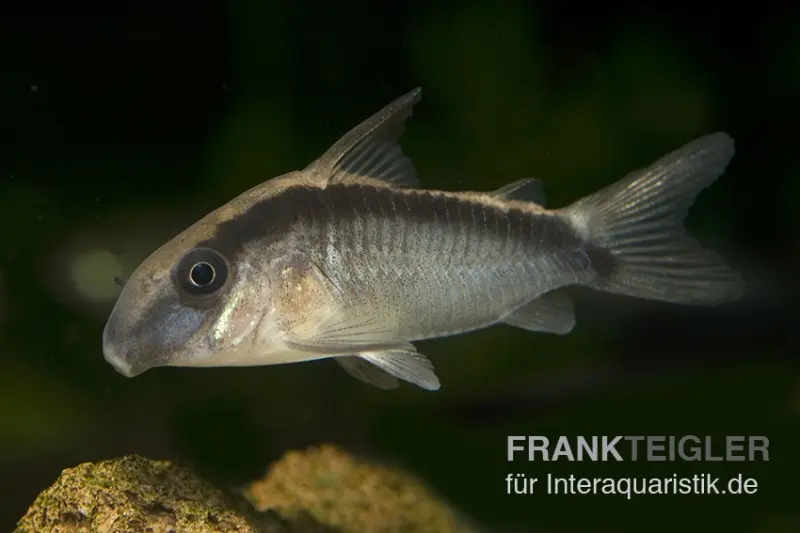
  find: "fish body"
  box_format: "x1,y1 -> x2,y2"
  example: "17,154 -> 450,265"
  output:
102,88 -> 744,390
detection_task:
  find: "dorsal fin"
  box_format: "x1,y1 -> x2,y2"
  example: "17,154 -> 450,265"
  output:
305,88 -> 422,189
491,178 -> 546,206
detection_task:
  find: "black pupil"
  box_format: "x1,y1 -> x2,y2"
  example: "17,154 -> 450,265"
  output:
189,262 -> 215,287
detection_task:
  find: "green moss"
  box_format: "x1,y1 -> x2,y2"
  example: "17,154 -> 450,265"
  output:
14,454 -> 331,533
245,444 -> 479,533
16,447 -> 479,533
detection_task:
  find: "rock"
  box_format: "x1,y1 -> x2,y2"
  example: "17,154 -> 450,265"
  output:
16,446 -> 478,533
245,444 -> 478,533
14,454 -> 331,533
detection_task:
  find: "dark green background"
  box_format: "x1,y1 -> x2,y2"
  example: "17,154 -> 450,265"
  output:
1,1 -> 797,531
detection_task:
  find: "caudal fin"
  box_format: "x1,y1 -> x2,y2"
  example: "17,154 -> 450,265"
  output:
560,132 -> 744,305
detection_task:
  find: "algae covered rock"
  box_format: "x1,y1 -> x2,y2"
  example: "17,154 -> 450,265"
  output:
14,454 -> 329,533
16,445 -> 478,533
245,444 -> 479,533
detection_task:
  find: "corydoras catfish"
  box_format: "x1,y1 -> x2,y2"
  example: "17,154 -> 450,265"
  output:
102,87 -> 744,391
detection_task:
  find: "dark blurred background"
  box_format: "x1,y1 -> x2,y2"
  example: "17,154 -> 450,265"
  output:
1,1 -> 798,531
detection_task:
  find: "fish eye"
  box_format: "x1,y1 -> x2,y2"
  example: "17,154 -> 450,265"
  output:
176,247 -> 229,297
189,262 -> 215,287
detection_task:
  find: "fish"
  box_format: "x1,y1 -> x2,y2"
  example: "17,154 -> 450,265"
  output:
102,87 -> 744,391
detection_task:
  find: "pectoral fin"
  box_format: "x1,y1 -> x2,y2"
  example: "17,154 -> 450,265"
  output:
287,337 -> 416,356
336,356 -> 399,390
294,338 -> 439,390
286,296 -> 416,355
356,349 -> 440,391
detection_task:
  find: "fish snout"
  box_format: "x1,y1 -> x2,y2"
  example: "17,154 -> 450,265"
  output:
102,318 -> 151,378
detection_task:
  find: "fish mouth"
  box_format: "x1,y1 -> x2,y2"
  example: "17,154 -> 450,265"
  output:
103,348 -> 137,377
102,324 -> 149,378
102,342 -> 142,378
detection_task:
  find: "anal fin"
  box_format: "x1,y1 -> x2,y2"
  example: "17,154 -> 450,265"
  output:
336,356 -> 399,390
501,291 -> 576,335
